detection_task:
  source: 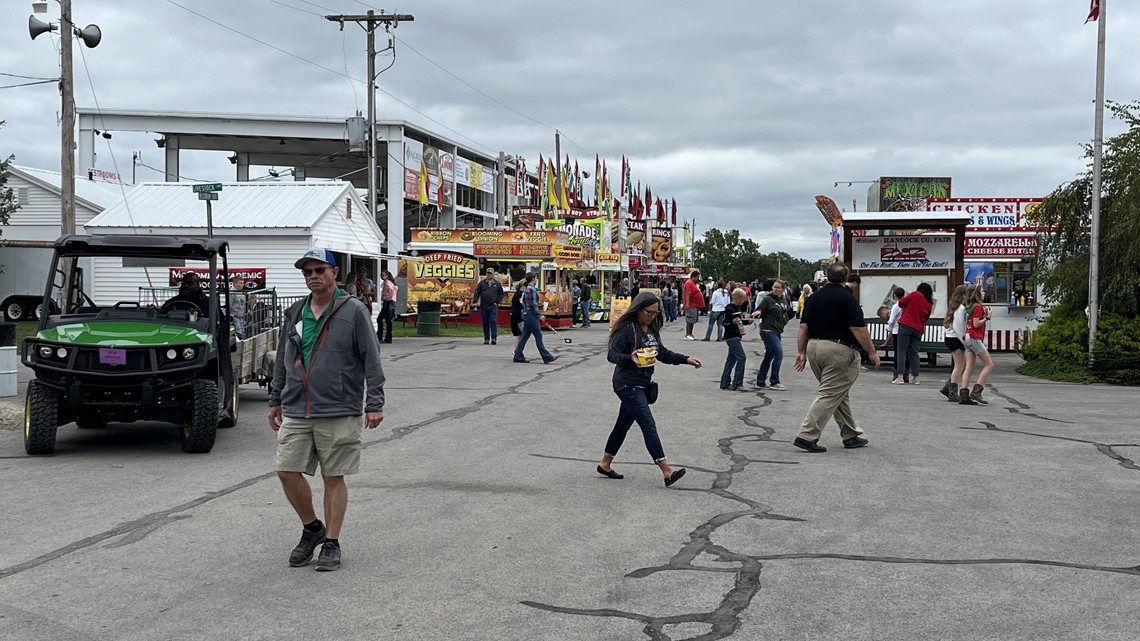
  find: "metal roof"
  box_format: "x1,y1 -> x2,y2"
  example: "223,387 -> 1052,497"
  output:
10,164 -> 131,211
55,234 -> 228,258
86,181 -> 360,229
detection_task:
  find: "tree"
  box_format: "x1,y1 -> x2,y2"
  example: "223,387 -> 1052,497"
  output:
691,228 -> 818,284
691,228 -> 741,281
1031,101 -> 1140,318
0,120 -> 17,238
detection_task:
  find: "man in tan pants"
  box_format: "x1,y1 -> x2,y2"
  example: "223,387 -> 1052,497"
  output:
793,263 -> 879,453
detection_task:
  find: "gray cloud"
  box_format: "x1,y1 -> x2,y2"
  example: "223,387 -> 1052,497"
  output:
1,0 -> 1136,259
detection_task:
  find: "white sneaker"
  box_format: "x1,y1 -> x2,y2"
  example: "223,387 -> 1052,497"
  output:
768,383 -> 788,391
685,335 -> 696,341
890,378 -> 905,385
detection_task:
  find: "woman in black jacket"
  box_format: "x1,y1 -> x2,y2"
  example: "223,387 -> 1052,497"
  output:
509,280 -> 525,347
597,291 -> 702,486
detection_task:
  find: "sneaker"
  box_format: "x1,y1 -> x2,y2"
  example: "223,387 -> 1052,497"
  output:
700,337 -> 711,342
491,339 -> 497,345
314,541 -> 341,572
288,522 -> 327,567
768,383 -> 788,391
890,378 -> 905,385
912,376 -> 920,385
685,335 -> 696,341
484,339 -> 490,345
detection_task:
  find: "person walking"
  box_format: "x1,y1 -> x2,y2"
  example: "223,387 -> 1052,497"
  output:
895,283 -> 935,384
940,284 -> 970,402
959,285 -> 994,405
661,280 -> 677,322
792,262 -> 880,453
268,248 -> 385,572
356,268 -> 376,315
509,280 -> 525,348
473,268 -> 505,345
703,281 -> 729,341
571,279 -> 582,326
719,288 -> 750,390
751,279 -> 790,390
682,270 -> 705,341
578,278 -> 593,328
882,287 -> 907,383
597,291 -> 702,485
513,273 -> 557,364
376,270 -> 397,344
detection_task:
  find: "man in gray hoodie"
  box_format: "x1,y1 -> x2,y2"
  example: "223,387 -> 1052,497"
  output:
268,248 -> 386,572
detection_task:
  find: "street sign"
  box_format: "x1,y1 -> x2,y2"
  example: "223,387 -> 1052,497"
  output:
192,183 -> 223,193
198,192 -> 219,201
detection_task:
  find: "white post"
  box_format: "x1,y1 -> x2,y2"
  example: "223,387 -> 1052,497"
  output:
1088,0 -> 1106,359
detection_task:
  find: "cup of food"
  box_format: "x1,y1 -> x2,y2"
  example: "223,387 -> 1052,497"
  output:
635,347 -> 658,367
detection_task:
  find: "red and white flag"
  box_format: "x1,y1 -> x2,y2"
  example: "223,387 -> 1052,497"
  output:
1086,0 -> 1100,23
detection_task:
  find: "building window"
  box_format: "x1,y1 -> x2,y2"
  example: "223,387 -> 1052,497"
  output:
17,187 -> 29,206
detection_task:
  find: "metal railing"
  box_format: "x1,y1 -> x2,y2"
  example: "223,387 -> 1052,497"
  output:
137,287 -> 300,338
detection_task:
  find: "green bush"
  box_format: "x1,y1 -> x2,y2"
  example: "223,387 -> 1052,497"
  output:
1020,304 -> 1089,366
1091,314 -> 1140,385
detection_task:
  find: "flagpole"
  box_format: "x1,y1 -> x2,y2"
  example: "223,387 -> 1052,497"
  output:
1088,0 -> 1106,360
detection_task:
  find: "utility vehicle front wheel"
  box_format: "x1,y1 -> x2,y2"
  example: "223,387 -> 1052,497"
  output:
24,381 -> 60,455
180,379 -> 219,453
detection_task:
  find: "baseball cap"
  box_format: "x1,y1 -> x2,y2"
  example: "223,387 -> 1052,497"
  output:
295,248 -> 337,269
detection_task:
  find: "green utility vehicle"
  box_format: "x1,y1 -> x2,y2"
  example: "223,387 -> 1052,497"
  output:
21,235 -> 239,455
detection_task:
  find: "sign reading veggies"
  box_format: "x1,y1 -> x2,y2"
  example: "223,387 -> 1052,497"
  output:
406,252 -> 479,314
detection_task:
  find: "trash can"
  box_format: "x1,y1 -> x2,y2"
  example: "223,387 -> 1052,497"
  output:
0,323 -> 17,398
417,301 -> 441,337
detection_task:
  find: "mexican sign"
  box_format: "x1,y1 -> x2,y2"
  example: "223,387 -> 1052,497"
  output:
852,235 -> 956,270
169,267 -> 266,290
927,198 -> 1043,232
405,251 -> 479,314
871,177 -> 952,212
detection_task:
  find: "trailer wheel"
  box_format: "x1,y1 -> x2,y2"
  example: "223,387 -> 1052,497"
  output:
24,381 -> 60,455
4,298 -> 27,322
218,376 -> 239,428
179,379 -> 219,453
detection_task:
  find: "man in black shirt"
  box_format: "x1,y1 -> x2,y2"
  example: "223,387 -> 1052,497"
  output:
578,279 -> 593,328
792,262 -> 880,453
473,268 -> 506,345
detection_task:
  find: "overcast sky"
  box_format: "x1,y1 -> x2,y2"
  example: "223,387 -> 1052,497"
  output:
2,0 -> 1137,259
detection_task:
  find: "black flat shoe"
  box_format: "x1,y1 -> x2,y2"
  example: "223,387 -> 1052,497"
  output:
664,468 -> 687,487
843,436 -> 869,449
793,437 -> 827,453
596,465 -> 624,479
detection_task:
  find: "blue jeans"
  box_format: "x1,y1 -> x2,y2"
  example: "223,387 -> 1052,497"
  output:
704,310 -> 725,340
664,299 -> 677,322
579,299 -> 591,327
514,312 -> 553,362
377,301 -> 394,343
720,337 -> 746,388
757,330 -> 783,386
897,325 -> 922,377
480,305 -> 498,340
604,385 -> 666,462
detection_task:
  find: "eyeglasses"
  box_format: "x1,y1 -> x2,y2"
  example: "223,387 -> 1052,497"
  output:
302,266 -> 330,277
640,308 -> 660,317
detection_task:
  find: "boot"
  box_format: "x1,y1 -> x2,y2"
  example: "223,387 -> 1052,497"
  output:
971,384 -> 988,404
946,383 -> 959,402
939,380 -> 951,398
959,388 -> 978,405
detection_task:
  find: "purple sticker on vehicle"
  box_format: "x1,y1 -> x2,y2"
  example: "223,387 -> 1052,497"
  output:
99,348 -> 126,365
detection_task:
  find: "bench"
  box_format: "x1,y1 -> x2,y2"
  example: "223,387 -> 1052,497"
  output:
865,318 -> 949,366
397,312 -> 460,329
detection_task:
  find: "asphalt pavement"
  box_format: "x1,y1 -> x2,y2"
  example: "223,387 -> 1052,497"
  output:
0,317 -> 1137,641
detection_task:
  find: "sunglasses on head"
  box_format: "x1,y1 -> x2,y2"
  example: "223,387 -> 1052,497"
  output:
302,266 -> 330,276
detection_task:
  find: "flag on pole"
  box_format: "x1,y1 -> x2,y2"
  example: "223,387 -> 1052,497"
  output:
671,198 -> 677,226
547,162 -> 560,216
645,185 -> 652,221
538,155 -> 547,216
656,197 -> 665,225
620,155 -> 628,198
1086,0 -> 1100,23
624,159 -> 634,206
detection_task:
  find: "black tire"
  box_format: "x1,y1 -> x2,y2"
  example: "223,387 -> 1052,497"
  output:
218,375 -> 239,428
24,381 -> 60,455
75,417 -> 107,429
4,298 -> 27,322
179,379 -> 219,453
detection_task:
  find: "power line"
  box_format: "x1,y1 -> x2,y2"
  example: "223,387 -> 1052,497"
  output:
264,0 -> 323,17
0,80 -> 57,90
0,72 -> 58,81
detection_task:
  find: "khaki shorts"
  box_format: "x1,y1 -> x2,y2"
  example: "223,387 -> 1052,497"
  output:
276,415 -> 363,477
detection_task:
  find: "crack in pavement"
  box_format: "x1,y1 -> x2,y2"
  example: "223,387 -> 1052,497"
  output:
386,343 -> 459,362
987,385 -> 1075,424
0,349 -> 599,582
523,387 -> 1139,640
523,387 -> 803,641
962,421 -> 1140,471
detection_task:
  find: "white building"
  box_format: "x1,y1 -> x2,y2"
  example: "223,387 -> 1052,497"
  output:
83,181 -> 385,304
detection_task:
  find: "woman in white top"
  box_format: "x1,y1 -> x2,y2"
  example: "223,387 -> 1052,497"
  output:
881,287 -> 907,383
940,284 -> 970,401
702,281 -> 730,341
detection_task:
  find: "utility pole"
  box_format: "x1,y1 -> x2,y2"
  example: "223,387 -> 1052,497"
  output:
60,0 -> 75,240
554,130 -> 561,214
496,152 -> 507,227
325,10 -> 414,247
